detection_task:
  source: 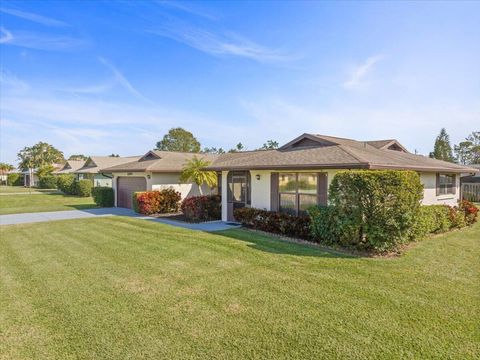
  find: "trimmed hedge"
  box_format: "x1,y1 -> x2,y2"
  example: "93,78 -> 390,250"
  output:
234,207 -> 311,240
133,189 -> 181,215
76,179 -> 92,197
38,175 -> 57,189
181,195 -> 221,222
92,187 -> 114,207
57,174 -> 76,194
7,173 -> 23,186
326,170 -> 424,251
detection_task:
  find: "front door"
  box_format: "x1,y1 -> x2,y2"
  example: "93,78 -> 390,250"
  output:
226,171 -> 251,221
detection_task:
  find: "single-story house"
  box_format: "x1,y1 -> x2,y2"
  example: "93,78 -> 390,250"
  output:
460,164 -> 480,202
204,133 -> 477,222
55,160 -> 86,178
102,151 -> 219,208
75,156 -> 140,187
23,163 -> 63,187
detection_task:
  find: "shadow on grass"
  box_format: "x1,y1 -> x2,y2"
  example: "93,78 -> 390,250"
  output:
213,228 -> 356,259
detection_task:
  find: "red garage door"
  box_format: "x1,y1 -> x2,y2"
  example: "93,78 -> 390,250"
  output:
117,177 -> 146,208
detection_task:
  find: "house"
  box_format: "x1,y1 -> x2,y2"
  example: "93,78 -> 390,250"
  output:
460,164 -> 480,202
102,151 -> 219,209
23,163 -> 63,187
75,156 -> 140,187
55,160 -> 86,179
204,133 -> 477,222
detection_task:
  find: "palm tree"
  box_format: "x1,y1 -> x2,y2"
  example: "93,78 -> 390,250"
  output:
180,156 -> 217,195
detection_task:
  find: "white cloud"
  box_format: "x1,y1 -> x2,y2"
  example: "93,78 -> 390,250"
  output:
0,7 -> 69,27
0,27 -> 13,43
0,70 -> 30,93
149,22 -> 295,63
343,54 -> 384,89
0,27 -> 87,51
155,1 -> 217,20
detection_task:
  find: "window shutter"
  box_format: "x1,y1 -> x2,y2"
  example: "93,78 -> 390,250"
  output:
227,171 -> 233,202
436,173 -> 440,196
452,174 -> 456,195
270,173 -> 279,212
317,173 -> 328,206
247,171 -> 252,205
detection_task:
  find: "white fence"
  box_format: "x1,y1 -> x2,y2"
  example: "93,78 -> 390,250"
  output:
462,183 -> 480,202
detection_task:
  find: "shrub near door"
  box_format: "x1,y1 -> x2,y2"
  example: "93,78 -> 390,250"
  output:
133,189 -> 181,215
181,195 -> 221,222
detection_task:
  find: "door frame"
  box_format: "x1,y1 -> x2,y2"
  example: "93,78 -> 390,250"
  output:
226,170 -> 251,221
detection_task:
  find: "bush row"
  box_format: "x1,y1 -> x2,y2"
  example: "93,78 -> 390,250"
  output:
234,207 -> 311,240
56,174 -> 92,197
38,175 -> 57,189
181,195 -> 221,222
132,189 -> 181,215
7,173 -> 23,186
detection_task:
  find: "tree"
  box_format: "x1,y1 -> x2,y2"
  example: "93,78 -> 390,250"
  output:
68,154 -> 88,161
228,142 -> 245,153
259,140 -> 279,150
17,142 -> 65,171
180,156 -> 217,195
429,128 -> 454,162
454,131 -> 480,164
203,147 -> 225,154
109,154 -> 120,157
0,163 -> 14,171
156,128 -> 201,153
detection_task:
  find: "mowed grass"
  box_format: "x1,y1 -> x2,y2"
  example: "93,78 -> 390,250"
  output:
0,186 -> 58,194
1,218 -> 478,359
0,193 -> 96,215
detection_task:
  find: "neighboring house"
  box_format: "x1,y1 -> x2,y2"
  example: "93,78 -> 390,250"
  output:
75,156 -> 140,188
102,151 -> 219,209
23,163 -> 63,187
55,160 -> 86,178
204,133 -> 476,222
460,164 -> 480,202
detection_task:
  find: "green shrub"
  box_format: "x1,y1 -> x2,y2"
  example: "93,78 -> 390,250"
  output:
92,187 -> 114,207
57,174 -> 76,194
7,173 -> 23,186
38,175 -> 57,189
309,206 -> 341,245
326,170 -> 424,252
75,179 -> 92,197
234,207 -> 311,240
132,191 -> 143,213
411,205 -> 450,239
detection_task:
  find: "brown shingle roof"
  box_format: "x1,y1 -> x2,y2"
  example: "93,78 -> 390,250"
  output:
206,134 -> 476,173
76,156 -> 140,174
55,160 -> 86,174
102,151 -> 219,173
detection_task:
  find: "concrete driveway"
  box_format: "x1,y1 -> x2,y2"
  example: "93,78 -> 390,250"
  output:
0,207 -> 240,231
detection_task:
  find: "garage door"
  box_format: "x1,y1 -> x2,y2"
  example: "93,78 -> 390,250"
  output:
117,177 -> 147,208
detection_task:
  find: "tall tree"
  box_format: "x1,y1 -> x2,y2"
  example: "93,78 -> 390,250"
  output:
180,156 -> 217,195
259,140 -> 279,150
68,154 -> 88,161
17,142 -> 65,171
0,163 -> 15,171
156,128 -> 201,153
203,147 -> 225,154
454,131 -> 480,164
429,128 -> 454,162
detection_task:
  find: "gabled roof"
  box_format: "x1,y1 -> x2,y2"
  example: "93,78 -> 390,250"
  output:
206,133 -> 476,173
102,151 -> 219,173
55,160 -> 86,174
76,156 -> 140,174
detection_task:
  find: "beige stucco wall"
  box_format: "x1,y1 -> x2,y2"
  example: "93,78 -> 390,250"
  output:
420,172 -> 460,206
112,171 -> 213,207
219,169 -> 460,220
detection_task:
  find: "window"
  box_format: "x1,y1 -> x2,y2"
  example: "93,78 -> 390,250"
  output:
279,173 -> 318,215
438,174 -> 455,195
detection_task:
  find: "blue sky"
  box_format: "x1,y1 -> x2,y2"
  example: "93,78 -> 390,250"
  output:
1,0 -> 479,164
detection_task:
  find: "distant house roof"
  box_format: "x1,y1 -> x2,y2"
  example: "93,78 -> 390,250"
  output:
102,151 -> 219,173
205,133 -> 476,173
55,160 -> 86,174
76,156 -> 140,174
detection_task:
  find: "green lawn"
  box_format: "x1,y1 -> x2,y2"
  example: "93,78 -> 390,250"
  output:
0,218 -> 478,359
0,193 -> 96,215
0,186 -> 58,194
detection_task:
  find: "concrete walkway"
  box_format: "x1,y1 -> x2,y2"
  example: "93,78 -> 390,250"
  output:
0,207 -> 240,231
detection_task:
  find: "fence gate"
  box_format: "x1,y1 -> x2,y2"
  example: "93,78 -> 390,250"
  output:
462,183 -> 480,202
